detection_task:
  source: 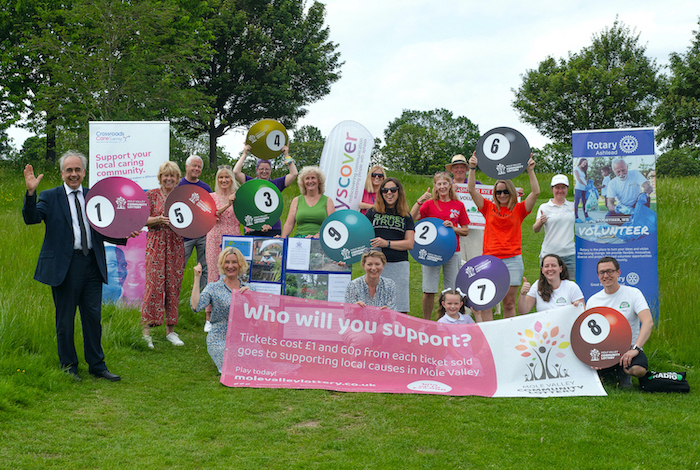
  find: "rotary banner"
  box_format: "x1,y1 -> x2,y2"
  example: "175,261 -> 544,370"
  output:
221,292 -> 606,397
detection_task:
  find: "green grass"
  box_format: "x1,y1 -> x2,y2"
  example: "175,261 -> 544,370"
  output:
1,162 -> 698,469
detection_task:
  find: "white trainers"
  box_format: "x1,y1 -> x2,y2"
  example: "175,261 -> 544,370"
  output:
166,332 -> 184,346
143,335 -> 154,349
204,321 -> 212,332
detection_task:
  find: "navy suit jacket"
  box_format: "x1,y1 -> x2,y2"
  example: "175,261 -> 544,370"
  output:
23,185 -> 109,287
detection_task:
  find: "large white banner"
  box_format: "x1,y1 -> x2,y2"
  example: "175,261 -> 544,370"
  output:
454,183 -> 523,230
320,121 -> 373,211
89,121 -> 170,189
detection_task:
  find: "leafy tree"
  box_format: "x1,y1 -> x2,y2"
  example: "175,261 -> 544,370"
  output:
513,20 -> 662,143
0,0 -> 211,161
179,0 -> 342,166
656,148 -> 700,177
381,109 -> 480,175
656,19 -> 700,150
532,142 -> 572,175
289,125 -> 325,170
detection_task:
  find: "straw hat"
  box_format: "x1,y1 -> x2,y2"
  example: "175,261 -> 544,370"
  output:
445,154 -> 468,172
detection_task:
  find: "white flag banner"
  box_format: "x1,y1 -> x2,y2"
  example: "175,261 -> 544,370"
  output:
89,121 -> 169,190
320,121 -> 373,211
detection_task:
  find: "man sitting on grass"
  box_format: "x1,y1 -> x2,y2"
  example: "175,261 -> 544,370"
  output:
586,256 -> 653,388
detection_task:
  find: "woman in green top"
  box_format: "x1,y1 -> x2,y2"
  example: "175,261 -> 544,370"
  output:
281,166 -> 335,238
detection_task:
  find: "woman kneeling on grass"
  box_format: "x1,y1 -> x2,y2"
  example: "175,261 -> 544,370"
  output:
517,254 -> 584,314
191,247 -> 252,373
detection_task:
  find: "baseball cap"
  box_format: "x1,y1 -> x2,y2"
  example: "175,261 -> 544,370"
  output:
551,174 -> 569,187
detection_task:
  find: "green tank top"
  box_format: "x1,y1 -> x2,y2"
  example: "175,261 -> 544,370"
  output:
295,194 -> 329,237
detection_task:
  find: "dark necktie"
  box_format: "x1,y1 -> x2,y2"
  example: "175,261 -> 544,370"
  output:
73,190 -> 89,255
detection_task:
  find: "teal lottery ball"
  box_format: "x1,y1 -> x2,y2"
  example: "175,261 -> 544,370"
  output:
233,179 -> 283,230
246,119 -> 289,160
409,218 -> 457,266
320,210 -> 374,264
455,255 -> 510,311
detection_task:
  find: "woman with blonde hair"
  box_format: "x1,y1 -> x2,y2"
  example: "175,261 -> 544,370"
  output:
191,247 -> 252,373
141,161 -> 185,349
411,171 -> 469,320
281,166 -> 335,238
468,152 -> 540,322
202,165 -> 241,332
358,165 -> 386,215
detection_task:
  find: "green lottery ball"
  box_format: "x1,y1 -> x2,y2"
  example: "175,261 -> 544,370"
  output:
233,179 -> 283,230
246,119 -> 289,160
319,210 -> 375,264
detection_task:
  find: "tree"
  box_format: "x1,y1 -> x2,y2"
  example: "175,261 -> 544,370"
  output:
513,20 -> 662,143
178,0 -> 342,166
381,109 -> 480,175
0,0 -> 211,161
532,142 -> 572,175
289,125 -> 325,170
656,19 -> 700,150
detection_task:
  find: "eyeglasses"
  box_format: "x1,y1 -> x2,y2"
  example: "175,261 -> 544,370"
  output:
363,247 -> 382,254
495,190 -> 509,196
597,269 -> 618,277
381,187 -> 399,194
372,173 -> 385,178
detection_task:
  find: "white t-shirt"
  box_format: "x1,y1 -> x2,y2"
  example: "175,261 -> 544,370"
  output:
606,170 -> 649,207
537,200 -> 575,258
574,167 -> 587,191
437,312 -> 475,325
526,279 -> 583,312
586,285 -> 650,345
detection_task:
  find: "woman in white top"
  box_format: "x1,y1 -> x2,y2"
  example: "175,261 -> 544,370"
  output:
533,174 -> 576,279
518,254 -> 584,314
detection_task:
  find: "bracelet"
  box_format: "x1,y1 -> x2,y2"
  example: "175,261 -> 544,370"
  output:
387,241 -> 391,249
469,166 -> 477,170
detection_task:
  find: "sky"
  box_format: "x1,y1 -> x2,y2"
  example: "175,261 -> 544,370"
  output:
7,0 -> 700,159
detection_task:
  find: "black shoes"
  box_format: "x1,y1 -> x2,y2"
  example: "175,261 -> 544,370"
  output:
65,368 -> 82,382
90,369 -> 121,382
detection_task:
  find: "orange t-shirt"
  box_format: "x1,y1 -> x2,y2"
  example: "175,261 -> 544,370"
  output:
480,199 -> 530,258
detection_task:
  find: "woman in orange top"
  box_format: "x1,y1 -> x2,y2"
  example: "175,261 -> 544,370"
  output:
467,152 -> 540,322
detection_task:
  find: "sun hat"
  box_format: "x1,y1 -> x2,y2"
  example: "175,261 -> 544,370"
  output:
445,154 -> 468,172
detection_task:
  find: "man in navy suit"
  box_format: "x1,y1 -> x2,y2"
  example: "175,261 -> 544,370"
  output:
23,151 -> 121,382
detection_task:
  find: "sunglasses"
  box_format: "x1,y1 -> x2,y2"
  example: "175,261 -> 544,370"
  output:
218,164 -> 232,170
495,189 -> 510,196
372,173 -> 385,178
381,187 -> 399,194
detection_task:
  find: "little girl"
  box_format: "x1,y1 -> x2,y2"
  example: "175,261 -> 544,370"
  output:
437,289 -> 474,324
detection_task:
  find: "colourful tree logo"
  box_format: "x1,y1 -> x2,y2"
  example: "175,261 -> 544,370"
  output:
515,321 -> 570,381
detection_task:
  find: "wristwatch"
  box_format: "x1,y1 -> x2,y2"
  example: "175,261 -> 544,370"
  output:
633,345 -> 643,352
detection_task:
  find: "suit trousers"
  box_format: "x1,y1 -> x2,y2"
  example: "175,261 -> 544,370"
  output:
51,250 -> 106,373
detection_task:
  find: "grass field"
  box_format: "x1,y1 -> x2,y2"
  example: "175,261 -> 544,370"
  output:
0,162 -> 698,469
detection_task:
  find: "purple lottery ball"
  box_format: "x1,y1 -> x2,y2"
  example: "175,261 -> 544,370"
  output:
456,255 -> 510,310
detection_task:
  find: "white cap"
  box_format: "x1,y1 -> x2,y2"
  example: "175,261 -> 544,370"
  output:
551,174 -> 569,186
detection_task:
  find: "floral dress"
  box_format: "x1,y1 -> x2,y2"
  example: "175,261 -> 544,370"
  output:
206,193 -> 241,284
194,279 -> 253,372
141,188 -> 184,326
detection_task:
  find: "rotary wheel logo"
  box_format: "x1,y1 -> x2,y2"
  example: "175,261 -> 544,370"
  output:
626,272 -> 640,285
619,135 -> 638,154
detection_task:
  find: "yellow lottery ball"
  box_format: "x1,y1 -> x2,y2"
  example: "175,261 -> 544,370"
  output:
246,119 -> 289,160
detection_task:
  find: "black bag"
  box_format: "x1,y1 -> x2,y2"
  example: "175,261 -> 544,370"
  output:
639,371 -> 690,393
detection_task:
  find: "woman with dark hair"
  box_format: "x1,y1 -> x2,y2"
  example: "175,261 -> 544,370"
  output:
411,171 -> 469,320
574,158 -> 592,222
365,177 -> 415,313
517,254 -> 584,314
468,152 -> 539,322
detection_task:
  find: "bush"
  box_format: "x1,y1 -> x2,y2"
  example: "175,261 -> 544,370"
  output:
656,148 -> 700,177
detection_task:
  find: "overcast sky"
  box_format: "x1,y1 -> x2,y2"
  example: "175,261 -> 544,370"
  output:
7,0 -> 699,160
